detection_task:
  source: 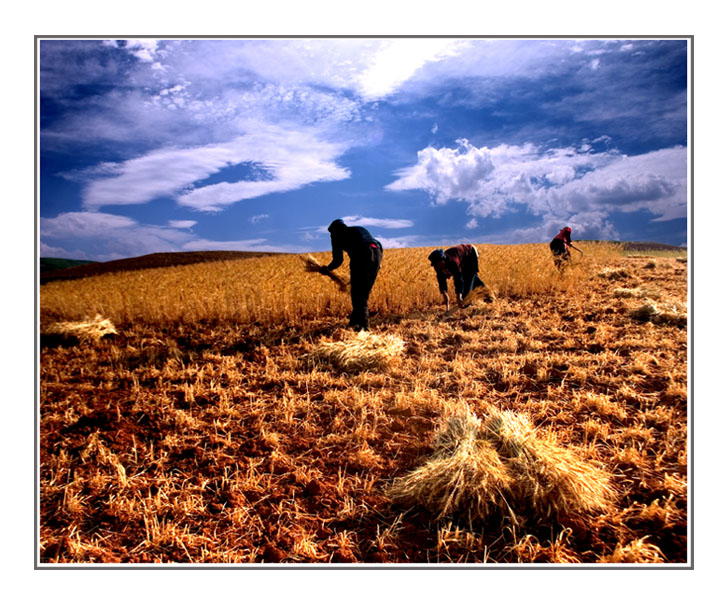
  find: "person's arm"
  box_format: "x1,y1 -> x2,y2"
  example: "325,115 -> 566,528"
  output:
325,235 -> 344,271
441,290 -> 450,311
436,272 -> 450,310
451,267 -> 465,306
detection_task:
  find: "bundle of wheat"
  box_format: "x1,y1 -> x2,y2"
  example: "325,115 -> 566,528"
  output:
614,287 -> 644,298
301,254 -> 349,292
614,287 -> 662,301
45,314 -> 118,342
462,284 -> 496,306
311,331 -> 405,372
389,412 -> 516,522
598,267 -> 631,280
629,300 -> 687,326
658,301 -> 688,327
389,408 -> 613,525
485,411 -> 614,522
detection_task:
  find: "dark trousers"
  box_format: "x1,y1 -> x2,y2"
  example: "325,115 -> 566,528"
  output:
462,253 -> 484,297
349,244 -> 382,329
463,271 -> 485,297
550,238 -> 570,268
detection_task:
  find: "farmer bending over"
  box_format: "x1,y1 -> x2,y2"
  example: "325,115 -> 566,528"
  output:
428,244 -> 485,311
549,226 -> 582,270
322,219 -> 383,330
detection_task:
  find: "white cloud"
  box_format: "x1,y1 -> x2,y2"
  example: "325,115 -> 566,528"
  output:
169,220 -> 196,229
386,138 -> 497,206
40,211 -> 194,260
466,218 -> 479,230
387,140 -> 687,224
41,211 -> 139,237
340,215 -> 414,229
355,39 -> 469,100
485,213 -> 619,245
81,126 -> 350,212
119,39 -> 162,63
39,210 -> 313,260
249,214 -> 269,224
374,235 -> 424,249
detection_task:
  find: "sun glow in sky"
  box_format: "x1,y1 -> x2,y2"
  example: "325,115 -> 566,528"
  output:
38,37 -> 689,261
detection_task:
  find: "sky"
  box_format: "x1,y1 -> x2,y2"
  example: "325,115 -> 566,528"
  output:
38,37 -> 689,261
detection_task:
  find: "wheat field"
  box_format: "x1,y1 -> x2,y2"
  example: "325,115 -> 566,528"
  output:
38,242 -> 688,564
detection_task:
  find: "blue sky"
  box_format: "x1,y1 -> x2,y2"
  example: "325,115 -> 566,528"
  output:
38,37 -> 689,261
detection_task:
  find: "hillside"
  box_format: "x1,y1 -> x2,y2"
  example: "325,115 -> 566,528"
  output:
40,258 -> 97,273
40,250 -> 281,284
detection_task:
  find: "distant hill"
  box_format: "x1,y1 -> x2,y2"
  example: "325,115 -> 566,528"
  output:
40,250 -> 281,284
619,241 -> 687,252
40,258 -> 97,273
577,240 -> 686,252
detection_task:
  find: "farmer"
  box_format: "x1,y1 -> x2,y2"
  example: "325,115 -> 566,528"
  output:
428,244 -> 485,311
321,219 -> 383,330
549,226 -> 582,269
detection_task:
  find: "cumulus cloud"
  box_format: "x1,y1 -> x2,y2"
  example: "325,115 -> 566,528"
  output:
387,139 -> 687,228
386,139 -> 497,206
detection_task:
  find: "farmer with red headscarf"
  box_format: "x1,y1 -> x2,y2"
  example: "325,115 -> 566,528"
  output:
549,226 -> 582,269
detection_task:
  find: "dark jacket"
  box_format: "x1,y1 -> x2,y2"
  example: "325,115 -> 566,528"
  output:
436,244 -> 479,296
326,226 -> 382,271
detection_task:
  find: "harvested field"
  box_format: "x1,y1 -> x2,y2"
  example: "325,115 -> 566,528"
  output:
38,244 -> 688,565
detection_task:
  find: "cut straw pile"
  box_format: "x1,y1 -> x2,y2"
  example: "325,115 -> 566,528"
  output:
45,314 -> 118,342
388,408 -> 614,525
598,267 -> 631,280
462,284 -> 496,306
614,287 -> 662,300
311,331 -> 405,372
301,254 -> 349,292
629,299 -> 687,326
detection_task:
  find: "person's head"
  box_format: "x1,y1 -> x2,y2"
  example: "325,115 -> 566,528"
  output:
428,249 -> 448,273
328,219 -> 347,234
564,226 -> 571,233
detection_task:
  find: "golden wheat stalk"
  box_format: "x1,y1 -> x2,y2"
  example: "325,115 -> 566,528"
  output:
301,254 -> 349,292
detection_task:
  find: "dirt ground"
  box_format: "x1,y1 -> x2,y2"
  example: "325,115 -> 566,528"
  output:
39,255 -> 688,564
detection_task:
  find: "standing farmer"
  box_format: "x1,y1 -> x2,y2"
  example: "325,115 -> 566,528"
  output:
428,244 -> 485,311
549,226 -> 582,269
322,219 -> 383,330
